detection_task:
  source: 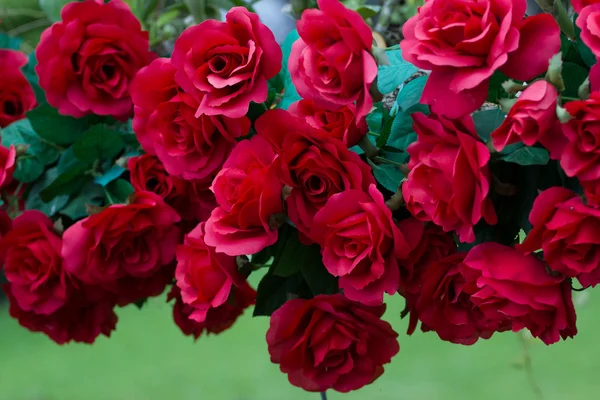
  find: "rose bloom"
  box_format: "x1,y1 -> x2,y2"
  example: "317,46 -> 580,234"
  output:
267,294 -> 399,392
0,211 -> 68,315
402,112 -> 497,243
62,191 -> 182,288
175,222 -> 256,323
112,263 -> 175,307
289,100 -> 368,147
290,0 -> 377,120
204,134 -> 283,256
187,177 -> 218,223
401,0 -> 560,117
561,93 -> 600,187
168,284 -> 254,340
311,185 -> 408,305
257,109 -> 374,240
491,81 -> 565,159
591,63 -> 600,93
4,283 -> 118,345
171,7 -> 281,118
573,0 -> 600,13
130,58 -> 251,180
0,145 -> 16,189
0,50 -> 36,127
582,180 -> 600,206
35,0 -> 154,120
520,187 -> 600,287
577,4 -> 600,57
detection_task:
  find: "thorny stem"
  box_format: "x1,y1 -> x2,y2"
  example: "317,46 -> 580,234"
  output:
518,332 -> 545,400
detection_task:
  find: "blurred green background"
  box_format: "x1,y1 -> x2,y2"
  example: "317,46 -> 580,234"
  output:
1,274 -> 598,400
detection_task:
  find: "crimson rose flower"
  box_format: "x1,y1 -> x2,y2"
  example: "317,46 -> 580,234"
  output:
112,263 -> 175,307
290,0 -> 377,121
402,112 -> 497,243
591,63 -> 600,93
463,243 -> 577,345
175,222 -> 255,323
5,283 -> 118,345
168,284 -> 254,339
130,58 -> 251,180
577,4 -> 600,57
267,294 -> 399,392
204,134 -> 283,256
0,211 -> 67,315
62,191 -> 182,288
491,81 -> 565,159
35,0 -> 154,120
171,7 -> 281,118
311,185 -> 408,305
520,187 -> 600,287
0,145 -> 16,189
401,0 -> 560,117
187,177 -> 218,222
573,0 -> 600,13
0,50 -> 36,127
289,100 -> 368,147
582,180 -> 600,206
257,109 -> 374,240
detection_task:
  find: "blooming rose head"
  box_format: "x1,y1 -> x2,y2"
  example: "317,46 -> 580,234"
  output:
171,7 -> 281,118
290,0 -> 377,120
401,0 -> 560,117
187,177 -> 218,223
169,283 -> 254,339
35,0 -> 154,120
577,4 -> 600,57
204,134 -> 283,256
62,191 -> 182,288
175,222 -> 255,322
130,58 -> 251,180
0,50 -> 36,127
573,0 -> 600,13
288,100 -> 368,147
5,283 -> 118,345
0,145 -> 16,189
560,93 -> 600,186
311,185 -> 408,305
402,112 -> 497,243
519,187 -> 600,287
463,243 -> 577,345
491,81 -> 565,159
0,211 -> 67,315
266,294 -> 399,392
257,109 -> 374,240
112,263 -> 175,307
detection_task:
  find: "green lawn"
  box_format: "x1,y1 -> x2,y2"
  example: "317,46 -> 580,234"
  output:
0,285 -> 599,400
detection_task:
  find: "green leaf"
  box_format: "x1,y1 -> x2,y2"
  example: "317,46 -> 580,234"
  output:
377,49 -> 419,94
253,271 -> 310,317
473,108 -> 506,142
562,62 -> 589,98
0,33 -> 23,50
573,17 -> 597,67
13,156 -> 44,183
22,52 -> 46,105
39,0 -> 73,21
367,159 -> 404,193
73,125 -> 125,162
278,30 -> 302,110
501,146 -> 550,166
387,104 -> 427,151
25,167 -> 70,216
40,164 -> 90,202
57,147 -> 89,174
301,259 -> 338,296
272,229 -> 323,278
2,119 -> 60,165
487,70 -> 510,103
396,75 -> 427,111
107,179 -> 134,203
27,104 -> 92,146
95,164 -> 125,187
375,112 -> 396,148
355,5 -> 379,19
60,181 -> 105,220
366,102 -> 384,133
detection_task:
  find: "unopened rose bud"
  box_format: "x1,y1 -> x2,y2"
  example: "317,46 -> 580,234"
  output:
15,143 -> 29,157
501,80 -> 527,95
546,53 -> 565,91
578,77 -> 590,100
556,104 -> 573,123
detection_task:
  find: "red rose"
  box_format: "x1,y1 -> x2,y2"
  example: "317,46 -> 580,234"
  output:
463,243 -> 577,345
582,180 -> 600,206
0,50 -> 36,127
591,63 -> 600,92
266,294 -> 399,392
573,0 -> 600,13
130,58 -> 251,180
290,0 -> 377,121
62,191 -> 181,288
491,81 -> 565,159
311,185 -> 408,305
520,187 -> 600,287
402,112 -> 497,243
168,284 -> 254,339
171,7 -> 281,118
4,283 -> 118,345
561,93 -> 600,188
175,222 -> 255,322
288,100 -> 368,147
577,4 -> 600,57
204,134 -> 283,256
257,109 -> 374,240
0,211 -> 68,314
0,209 -> 12,239
187,177 -> 218,222
401,0 -> 560,117
0,145 -> 16,189
112,263 -> 175,307
35,0 -> 154,119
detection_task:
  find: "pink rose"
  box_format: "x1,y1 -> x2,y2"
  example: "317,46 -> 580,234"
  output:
577,4 -> 600,57
401,0 -> 560,117
171,7 -> 281,118
573,0 -> 600,13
